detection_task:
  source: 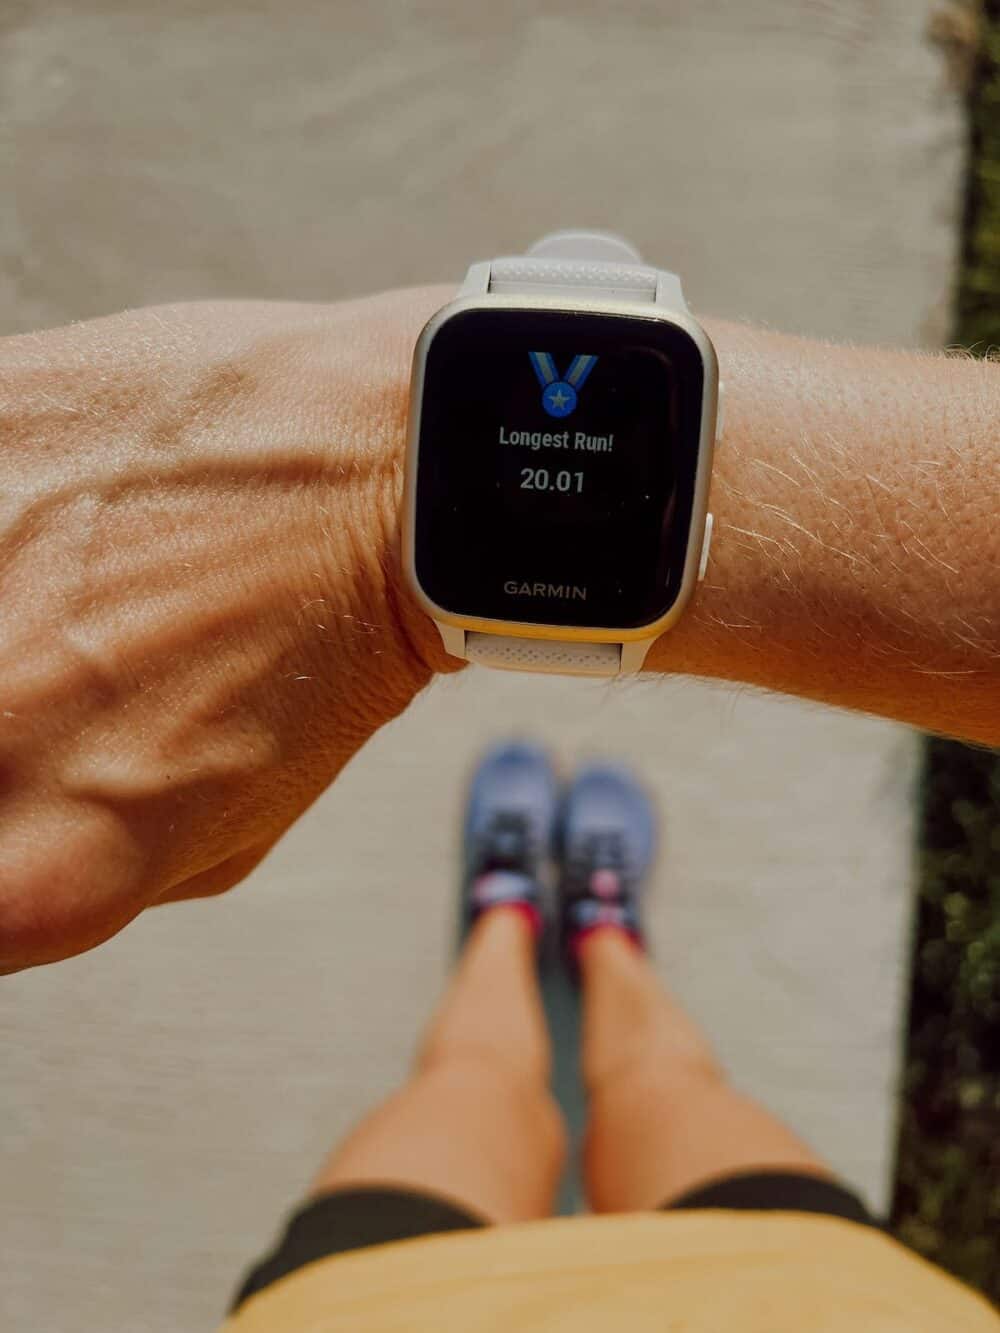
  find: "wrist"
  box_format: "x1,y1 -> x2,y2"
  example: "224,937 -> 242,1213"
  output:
645,319 -> 1000,742
646,317 -> 871,689
287,287 -> 464,702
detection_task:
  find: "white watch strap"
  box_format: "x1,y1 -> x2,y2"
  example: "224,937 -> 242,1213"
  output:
487,229 -> 688,312
465,632 -> 623,677
489,256 -> 659,302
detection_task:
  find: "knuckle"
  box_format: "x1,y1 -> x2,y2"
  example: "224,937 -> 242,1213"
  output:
0,811 -> 143,971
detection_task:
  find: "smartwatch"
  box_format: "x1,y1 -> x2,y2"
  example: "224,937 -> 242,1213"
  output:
403,230 -> 722,677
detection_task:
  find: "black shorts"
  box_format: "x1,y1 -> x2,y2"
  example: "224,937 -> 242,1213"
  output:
231,1171 -> 879,1314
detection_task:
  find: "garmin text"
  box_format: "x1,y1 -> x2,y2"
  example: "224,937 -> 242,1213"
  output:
503,580 -> 587,601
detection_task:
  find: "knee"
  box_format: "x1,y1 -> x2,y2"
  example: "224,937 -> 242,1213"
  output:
417,1027 -> 551,1094
585,1031 -> 725,1110
528,1081 -> 571,1177
420,1051 -> 569,1178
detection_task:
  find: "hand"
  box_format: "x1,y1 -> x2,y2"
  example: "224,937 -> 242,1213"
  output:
0,289 -> 454,971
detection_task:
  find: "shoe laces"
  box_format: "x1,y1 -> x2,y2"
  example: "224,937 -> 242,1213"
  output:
565,828 -> 629,897
474,810 -> 535,874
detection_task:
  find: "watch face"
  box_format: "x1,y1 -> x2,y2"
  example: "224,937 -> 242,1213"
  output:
412,307 -> 707,631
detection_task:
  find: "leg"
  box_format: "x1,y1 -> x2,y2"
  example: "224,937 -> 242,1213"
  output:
312,907 -> 567,1224
580,928 -> 831,1213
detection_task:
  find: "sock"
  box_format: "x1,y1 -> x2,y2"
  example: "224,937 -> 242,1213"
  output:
468,869 -> 544,939
564,869 -> 644,966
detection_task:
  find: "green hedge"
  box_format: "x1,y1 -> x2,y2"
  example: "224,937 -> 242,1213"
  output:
888,1 -> 1000,1302
892,743 -> 1000,1298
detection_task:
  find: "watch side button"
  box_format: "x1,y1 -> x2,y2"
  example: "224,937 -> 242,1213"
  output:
715,380 -> 726,440
698,512 -> 714,582
437,622 -> 467,660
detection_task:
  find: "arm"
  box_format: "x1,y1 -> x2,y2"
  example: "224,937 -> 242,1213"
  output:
0,292 -> 447,971
648,320 -> 1000,745
1,291 -> 995,972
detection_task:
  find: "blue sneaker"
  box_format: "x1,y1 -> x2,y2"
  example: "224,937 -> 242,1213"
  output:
557,762 -> 656,973
461,741 -> 559,942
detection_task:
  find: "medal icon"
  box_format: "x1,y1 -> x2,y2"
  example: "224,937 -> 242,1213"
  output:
529,352 -> 598,418
542,381 -> 577,417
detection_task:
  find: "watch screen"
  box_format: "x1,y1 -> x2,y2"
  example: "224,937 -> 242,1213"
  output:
413,308 -> 706,629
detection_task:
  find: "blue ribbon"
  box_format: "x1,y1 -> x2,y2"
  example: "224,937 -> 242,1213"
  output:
529,352 -> 597,389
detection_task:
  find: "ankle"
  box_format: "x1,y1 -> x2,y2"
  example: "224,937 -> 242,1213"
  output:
467,869 -> 544,944
575,921 -> 643,965
474,897 -> 544,941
